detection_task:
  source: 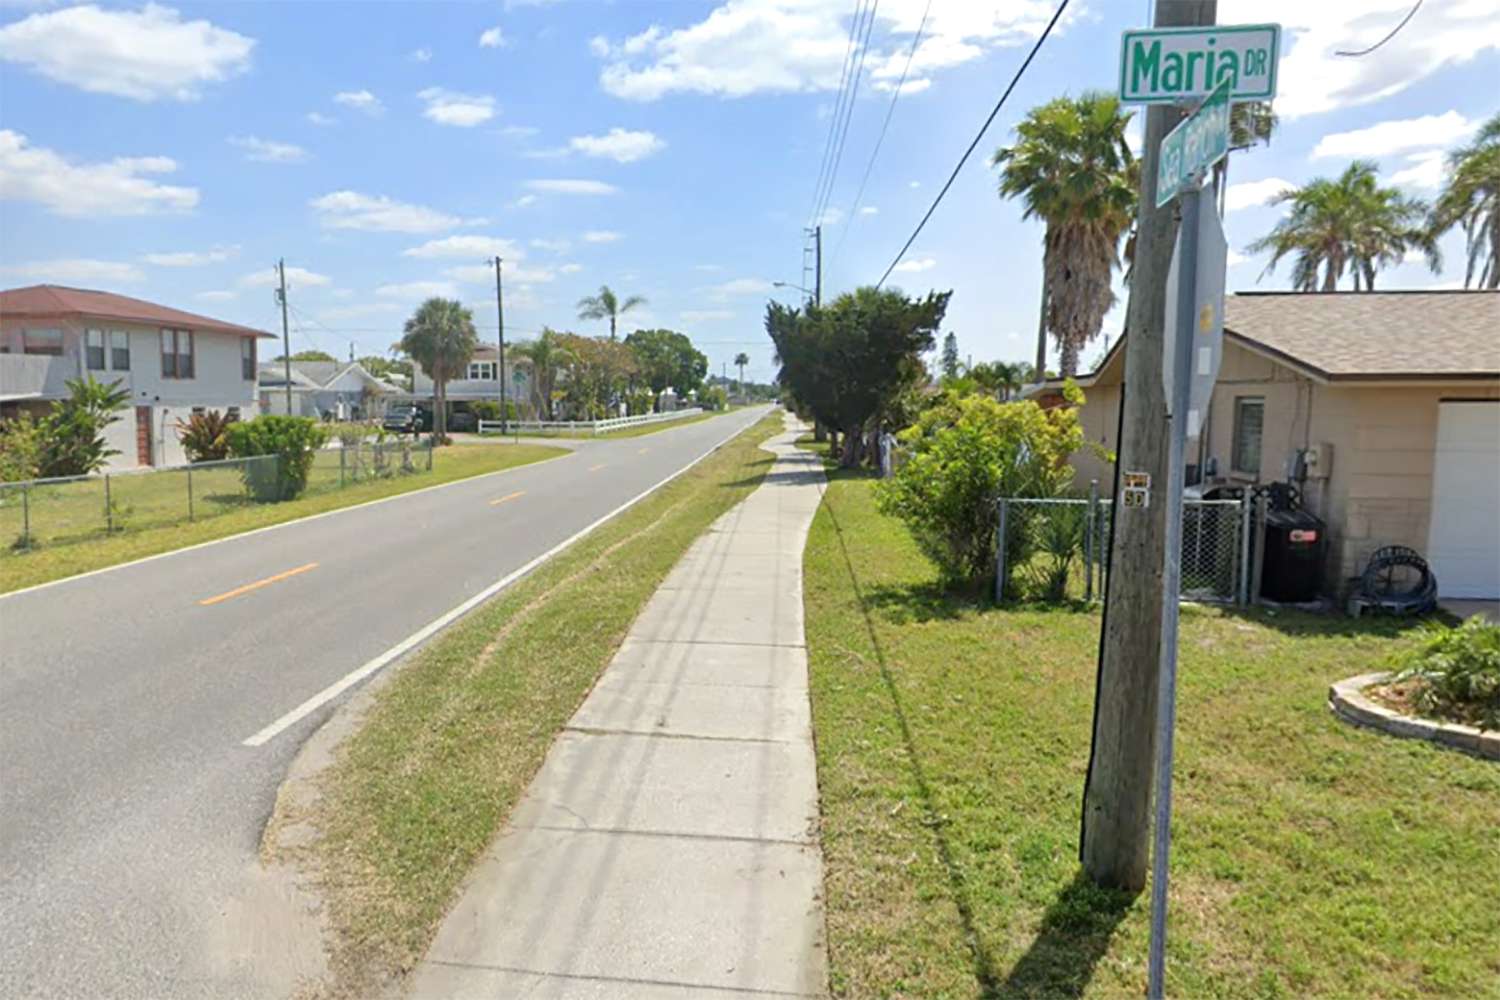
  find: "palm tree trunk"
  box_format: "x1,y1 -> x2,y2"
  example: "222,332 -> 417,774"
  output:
1488,222 -> 1500,289
1034,274 -> 1048,379
1059,338 -> 1082,378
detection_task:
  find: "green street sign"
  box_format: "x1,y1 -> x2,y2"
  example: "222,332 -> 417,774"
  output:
1119,23 -> 1279,104
1156,79 -> 1231,208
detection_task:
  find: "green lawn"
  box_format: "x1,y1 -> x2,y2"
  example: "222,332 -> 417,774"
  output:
803,470 -> 1500,999
268,411 -> 784,999
0,443 -> 566,594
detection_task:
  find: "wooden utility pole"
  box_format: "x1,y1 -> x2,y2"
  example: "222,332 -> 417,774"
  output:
1080,0 -> 1217,892
492,256 -> 508,434
277,259 -> 292,415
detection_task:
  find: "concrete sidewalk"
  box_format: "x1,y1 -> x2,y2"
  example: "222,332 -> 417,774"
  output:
407,415 -> 828,999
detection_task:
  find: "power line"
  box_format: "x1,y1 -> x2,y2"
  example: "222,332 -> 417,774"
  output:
876,0 -> 1070,289
811,0 -> 881,230
1337,0 -> 1422,57
807,0 -> 869,227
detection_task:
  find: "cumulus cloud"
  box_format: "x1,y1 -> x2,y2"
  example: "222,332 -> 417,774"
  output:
334,89 -> 383,115
228,135 -> 307,163
568,127 -> 665,163
0,130 -> 198,216
582,230 -> 622,244
195,290 -> 238,302
3,258 -> 145,284
0,2 -> 253,101
305,111 -> 335,126
710,277 -> 772,300
143,245 -> 239,266
375,280 -> 457,300
478,26 -> 505,48
1225,177 -> 1294,213
1389,149 -> 1448,190
418,87 -> 496,127
402,235 -> 521,258
446,263 -> 554,284
525,179 -> 619,195
410,46 -> 432,62
1312,111 -> 1477,159
893,256 -> 936,273
311,190 -> 469,233
559,262 -> 583,274
240,266 -> 330,288
858,205 -> 878,215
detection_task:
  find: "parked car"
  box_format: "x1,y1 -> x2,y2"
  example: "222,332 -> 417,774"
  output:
382,404 -> 430,433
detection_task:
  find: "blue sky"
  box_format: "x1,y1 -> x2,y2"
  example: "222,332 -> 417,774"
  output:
2,1 -> 1497,382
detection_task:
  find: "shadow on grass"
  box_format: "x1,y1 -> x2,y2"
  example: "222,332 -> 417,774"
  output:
1216,603 -> 1439,639
999,871 -> 1135,999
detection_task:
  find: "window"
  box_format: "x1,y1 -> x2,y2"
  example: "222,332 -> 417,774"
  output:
161,329 -> 194,378
85,329 -> 106,370
227,406 -> 241,422
1232,397 -> 1264,476
111,331 -> 130,371
467,360 -> 496,380
22,328 -> 62,356
241,337 -> 256,380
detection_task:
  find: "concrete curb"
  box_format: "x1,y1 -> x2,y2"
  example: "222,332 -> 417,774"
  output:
1328,672 -> 1500,761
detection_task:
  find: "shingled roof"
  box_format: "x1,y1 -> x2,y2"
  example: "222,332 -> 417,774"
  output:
0,285 -> 273,338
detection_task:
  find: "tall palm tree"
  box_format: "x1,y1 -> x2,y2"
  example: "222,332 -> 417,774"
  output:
992,92 -> 1137,377
1432,111 -> 1500,289
576,285 -> 646,341
733,352 -> 749,397
399,297 -> 478,443
1248,161 -> 1435,292
512,327 -> 572,420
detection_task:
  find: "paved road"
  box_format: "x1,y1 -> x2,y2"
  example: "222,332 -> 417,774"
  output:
0,406 -> 770,1000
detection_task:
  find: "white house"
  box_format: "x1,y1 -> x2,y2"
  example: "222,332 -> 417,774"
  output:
258,359 -> 402,419
0,285 -> 273,469
408,344 -> 534,415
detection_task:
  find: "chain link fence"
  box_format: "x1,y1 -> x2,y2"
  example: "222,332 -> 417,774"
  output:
996,494 -> 1254,605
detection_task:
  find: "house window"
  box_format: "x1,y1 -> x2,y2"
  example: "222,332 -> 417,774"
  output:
85,329 -> 106,371
467,360 -> 496,380
161,329 -> 194,378
241,337 -> 256,380
110,330 -> 130,370
227,406 -> 241,421
22,328 -> 63,356
1232,397 -> 1264,476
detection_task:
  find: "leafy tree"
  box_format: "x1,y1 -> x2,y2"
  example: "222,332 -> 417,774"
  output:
1432,111 -> 1500,289
0,413 -> 43,482
512,328 -> 572,420
175,409 -> 236,462
556,333 -> 638,418
969,360 -> 1029,401
733,352 -> 749,395
576,285 -> 646,341
940,332 -> 961,380
399,297 -> 478,443
1248,161 -> 1436,291
360,355 -> 412,383
225,415 -> 330,500
767,286 -> 949,467
992,92 -> 1136,377
625,329 -> 708,407
38,377 -> 131,477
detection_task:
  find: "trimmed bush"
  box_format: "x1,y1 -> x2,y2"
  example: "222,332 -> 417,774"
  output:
1394,615 -> 1500,730
225,415 -> 329,501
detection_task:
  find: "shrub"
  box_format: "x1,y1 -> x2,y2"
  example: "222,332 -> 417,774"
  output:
175,409 -> 236,462
699,386 -> 728,411
0,413 -> 44,482
1393,615 -> 1500,730
37,377 -> 131,477
875,387 -> 1087,590
224,415 -> 329,501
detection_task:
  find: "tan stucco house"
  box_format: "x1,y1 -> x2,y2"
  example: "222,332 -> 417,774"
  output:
1053,290 -> 1500,600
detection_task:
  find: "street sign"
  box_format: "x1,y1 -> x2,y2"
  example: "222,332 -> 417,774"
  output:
1162,193 -> 1227,438
1156,78 -> 1231,208
1119,23 -> 1279,104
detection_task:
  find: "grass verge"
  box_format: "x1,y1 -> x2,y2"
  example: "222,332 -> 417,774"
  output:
804,471 -> 1500,999
486,410 -> 720,440
0,443 -> 566,595
275,410 -> 783,998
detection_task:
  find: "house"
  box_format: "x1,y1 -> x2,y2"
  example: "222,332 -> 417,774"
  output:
0,285 -> 273,469
258,359 -> 401,419
1050,290 -> 1500,600
407,344 -> 535,417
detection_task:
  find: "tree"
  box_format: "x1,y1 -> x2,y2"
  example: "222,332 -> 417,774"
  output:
624,329 -> 708,407
733,352 -> 749,396
992,92 -> 1137,377
1432,111 -> 1500,289
360,355 -> 412,384
940,332 -> 961,380
576,285 -> 646,341
556,333 -> 637,419
968,360 -> 1029,401
1248,161 -> 1436,291
37,376 -> 131,477
399,297 -> 478,443
768,286 -> 949,467
511,328 -> 572,420
290,349 -> 336,362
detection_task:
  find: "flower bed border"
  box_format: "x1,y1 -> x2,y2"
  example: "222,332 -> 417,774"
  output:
1329,671 -> 1499,761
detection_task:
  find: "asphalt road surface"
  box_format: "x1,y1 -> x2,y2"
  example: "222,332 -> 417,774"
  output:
0,406 -> 770,1000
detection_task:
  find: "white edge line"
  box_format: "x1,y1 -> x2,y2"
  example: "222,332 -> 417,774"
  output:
241,410 -> 766,747
0,448 -> 577,603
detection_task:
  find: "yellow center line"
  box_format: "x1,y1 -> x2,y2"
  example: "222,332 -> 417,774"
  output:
199,562 -> 319,607
489,490 -> 526,506
588,463 -> 607,472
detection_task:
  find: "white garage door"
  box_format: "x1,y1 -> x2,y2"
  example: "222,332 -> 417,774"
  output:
1427,401 -> 1500,599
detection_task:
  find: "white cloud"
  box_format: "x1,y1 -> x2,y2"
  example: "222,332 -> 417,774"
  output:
239,266 -> 330,288
500,124 -> 540,138
0,3 -> 253,101
403,235 -> 520,259
1226,248 -> 1249,268
588,34 -> 610,57
710,277 -> 772,300
143,245 -> 238,267
418,87 -> 496,127
0,130 -> 198,216
376,280 -> 457,300
582,230 -> 622,244
306,111 -> 335,126
478,26 -> 505,48
1312,111 -> 1476,159
531,238 -> 570,252
228,135 -> 307,164
1225,177 -> 1294,213
334,89 -> 383,115
816,206 -> 844,226
510,193 -> 538,208
568,127 -> 665,163
410,46 -> 432,62
559,262 -> 583,274
893,256 -> 936,273
1390,149 -> 1448,190
195,290 -> 237,302
525,178 -> 619,195
446,263 -> 554,284
311,190 -> 468,233
908,180 -> 921,188
870,77 -> 930,96
681,308 -> 735,323
3,257 -> 144,284
1219,0 -> 1500,119
858,205 -> 878,215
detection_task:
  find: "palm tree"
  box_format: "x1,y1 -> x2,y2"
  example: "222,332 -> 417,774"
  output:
512,327 -> 572,420
1432,111 -> 1500,289
399,297 -> 478,443
733,352 -> 749,397
992,92 -> 1137,377
1248,161 -> 1435,292
576,285 -> 646,341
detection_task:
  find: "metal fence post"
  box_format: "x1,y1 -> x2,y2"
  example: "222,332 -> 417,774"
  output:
187,465 -> 194,522
104,473 -> 113,533
1237,494 -> 1252,606
1085,479 -> 1099,602
994,499 -> 1009,604
21,483 -> 30,548
1249,493 -> 1267,605
339,444 -> 346,489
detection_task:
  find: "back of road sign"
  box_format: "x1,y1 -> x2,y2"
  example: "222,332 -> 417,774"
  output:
1162,200 -> 1226,438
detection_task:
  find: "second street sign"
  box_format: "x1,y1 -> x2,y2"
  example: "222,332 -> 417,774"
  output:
1119,23 -> 1279,104
1156,79 -> 1231,207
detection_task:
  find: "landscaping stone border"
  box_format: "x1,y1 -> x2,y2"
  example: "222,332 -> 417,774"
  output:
1329,671 -> 1499,761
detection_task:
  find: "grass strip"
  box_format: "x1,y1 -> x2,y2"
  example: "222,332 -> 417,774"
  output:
0,443 -> 566,595
280,411 -> 783,997
803,471 -> 1500,999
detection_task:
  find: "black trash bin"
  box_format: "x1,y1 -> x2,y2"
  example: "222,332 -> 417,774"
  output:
1260,508 -> 1325,602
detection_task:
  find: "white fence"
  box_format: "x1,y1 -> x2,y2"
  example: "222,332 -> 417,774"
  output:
479,407 -> 704,436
